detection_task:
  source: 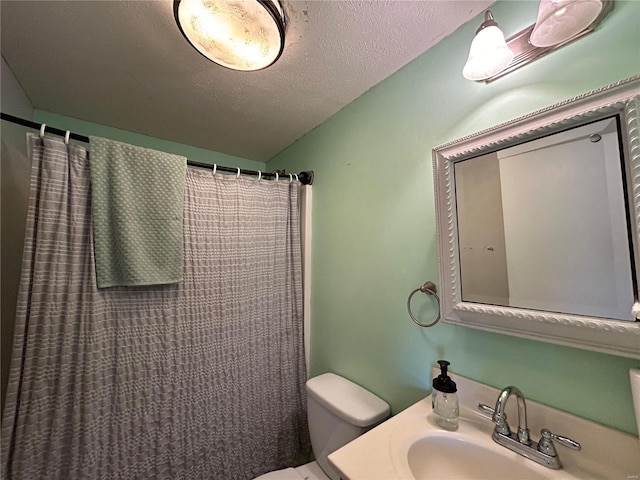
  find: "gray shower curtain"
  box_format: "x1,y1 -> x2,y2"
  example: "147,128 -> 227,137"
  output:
1,135 -> 310,479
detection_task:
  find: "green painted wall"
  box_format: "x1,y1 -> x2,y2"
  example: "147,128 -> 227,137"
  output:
269,0 -> 640,435
33,110 -> 265,171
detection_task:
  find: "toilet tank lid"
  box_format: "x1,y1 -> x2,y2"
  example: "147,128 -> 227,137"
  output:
306,373 -> 390,427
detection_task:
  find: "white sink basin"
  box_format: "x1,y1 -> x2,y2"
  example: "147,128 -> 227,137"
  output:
408,436 -> 548,480
390,410 -> 566,480
408,433 -> 548,479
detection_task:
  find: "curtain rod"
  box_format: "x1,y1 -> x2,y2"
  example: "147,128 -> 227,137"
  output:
1,112 -> 314,185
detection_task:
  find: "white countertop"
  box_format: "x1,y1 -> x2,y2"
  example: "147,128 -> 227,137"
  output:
328,370 -> 640,480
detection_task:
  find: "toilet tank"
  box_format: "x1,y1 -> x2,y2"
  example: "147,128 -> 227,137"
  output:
306,373 -> 390,480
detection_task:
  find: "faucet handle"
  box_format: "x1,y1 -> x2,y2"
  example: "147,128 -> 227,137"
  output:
477,403 -> 511,435
477,403 -> 495,416
477,403 -> 512,435
538,428 -> 581,456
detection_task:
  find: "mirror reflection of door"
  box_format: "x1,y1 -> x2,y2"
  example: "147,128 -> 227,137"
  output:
455,116 -> 635,321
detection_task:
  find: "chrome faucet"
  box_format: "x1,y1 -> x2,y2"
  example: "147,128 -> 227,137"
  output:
478,386 -> 581,469
492,385 -> 531,445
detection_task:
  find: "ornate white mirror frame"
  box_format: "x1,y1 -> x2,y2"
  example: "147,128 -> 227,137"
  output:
433,76 -> 640,359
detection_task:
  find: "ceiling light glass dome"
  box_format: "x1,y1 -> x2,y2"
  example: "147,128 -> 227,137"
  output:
175,0 -> 286,71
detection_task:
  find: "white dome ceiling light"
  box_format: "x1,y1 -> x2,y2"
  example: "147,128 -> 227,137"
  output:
174,0 -> 286,72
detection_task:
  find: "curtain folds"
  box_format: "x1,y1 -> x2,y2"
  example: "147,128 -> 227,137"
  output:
1,135 -> 310,479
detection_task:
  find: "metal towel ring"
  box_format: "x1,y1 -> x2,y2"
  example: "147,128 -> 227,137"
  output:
407,281 -> 441,328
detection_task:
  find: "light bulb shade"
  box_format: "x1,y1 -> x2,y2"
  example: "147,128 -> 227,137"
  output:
530,0 -> 603,47
175,0 -> 285,71
463,25 -> 515,81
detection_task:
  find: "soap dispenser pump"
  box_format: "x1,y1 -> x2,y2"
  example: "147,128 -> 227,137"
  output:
432,360 -> 459,431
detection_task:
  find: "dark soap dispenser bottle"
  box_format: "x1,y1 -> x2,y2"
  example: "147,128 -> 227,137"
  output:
432,360 -> 458,431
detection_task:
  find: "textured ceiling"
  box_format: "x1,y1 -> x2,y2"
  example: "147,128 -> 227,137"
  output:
1,1 -> 494,162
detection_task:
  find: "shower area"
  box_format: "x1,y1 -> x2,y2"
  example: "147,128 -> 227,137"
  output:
0,119 -> 313,478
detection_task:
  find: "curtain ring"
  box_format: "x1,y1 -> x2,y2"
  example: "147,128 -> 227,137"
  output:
236,167 -> 241,179
289,174 -> 293,183
257,171 -> 262,181
39,124 -> 46,138
294,174 -> 299,182
275,172 -> 279,182
212,164 -> 217,176
64,131 -> 71,145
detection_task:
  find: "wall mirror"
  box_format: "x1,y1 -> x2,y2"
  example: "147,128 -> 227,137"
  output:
433,76 -> 640,359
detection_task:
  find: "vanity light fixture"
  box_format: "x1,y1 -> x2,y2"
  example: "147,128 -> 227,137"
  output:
462,11 -> 514,81
174,0 -> 286,71
463,0 -> 613,82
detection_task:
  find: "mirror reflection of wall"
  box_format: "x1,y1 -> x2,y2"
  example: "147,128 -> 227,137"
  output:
455,116 -> 635,321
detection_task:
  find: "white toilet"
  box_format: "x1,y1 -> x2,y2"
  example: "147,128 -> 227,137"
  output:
255,373 -> 390,480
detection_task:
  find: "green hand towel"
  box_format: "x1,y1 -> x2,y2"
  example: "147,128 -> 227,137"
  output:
89,137 -> 186,288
